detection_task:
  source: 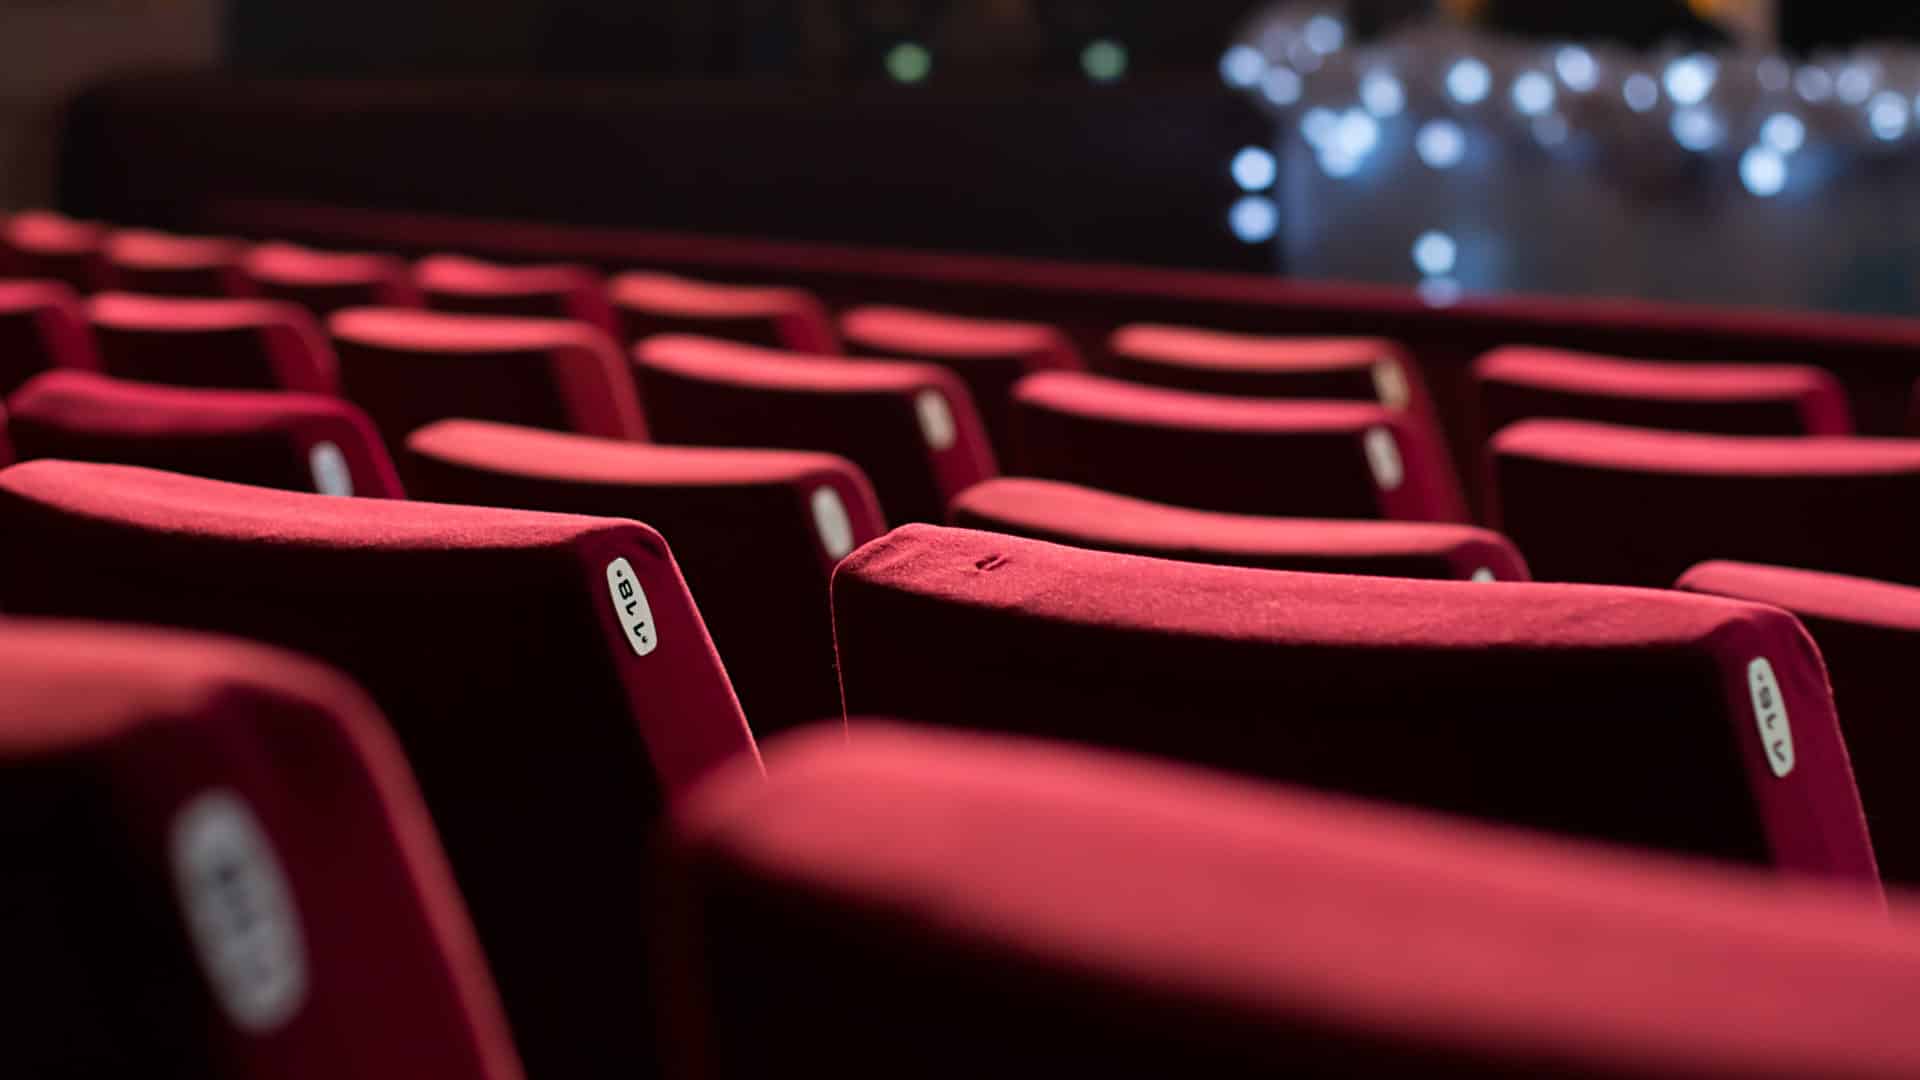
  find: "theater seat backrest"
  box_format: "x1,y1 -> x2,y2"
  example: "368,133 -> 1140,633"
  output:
1490,419 -> 1920,586
8,370 -> 403,497
1011,370 -> 1466,522
2,621 -> 522,1080
330,307 -> 646,455
90,293 -> 339,394
611,270 -> 837,353
0,280 -> 99,395
949,477 -> 1527,579
415,254 -> 618,337
102,230 -> 248,298
1,210 -> 107,292
406,418 -> 884,737
831,524 -> 1872,882
664,723 -> 1920,1079
633,334 -> 994,523
0,461 -> 757,1080
1105,323 -> 1436,420
241,243 -> 422,317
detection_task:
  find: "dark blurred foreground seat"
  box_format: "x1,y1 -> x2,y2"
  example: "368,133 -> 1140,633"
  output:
832,524 -> 1874,881
0,461 -> 758,1080
950,477 -> 1526,579
90,292 -> 338,394
662,722 -> 1920,1079
1011,370 -> 1466,522
1678,560 -> 1920,887
634,335 -> 994,523
406,418 -> 884,737
2,620 -> 523,1080
1490,420 -> 1920,586
8,370 -> 402,497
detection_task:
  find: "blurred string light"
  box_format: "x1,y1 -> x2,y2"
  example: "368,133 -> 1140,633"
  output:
1263,67 -> 1303,105
1415,119 -> 1466,168
1303,14 -> 1345,55
1835,63 -> 1875,104
1511,70 -> 1555,116
1412,230 -> 1457,275
1663,53 -> 1717,106
1231,146 -> 1279,191
1740,145 -> 1788,196
1220,44 -> 1266,88
1360,70 -> 1405,117
1756,56 -> 1791,93
1554,45 -> 1597,92
1301,106 -> 1340,146
1081,39 -> 1127,82
1761,112 -> 1805,154
1869,90 -> 1909,141
1532,113 -> 1569,147
1670,106 -> 1723,152
1623,73 -> 1659,112
1446,58 -> 1492,104
1318,108 -> 1380,177
1795,65 -> 1833,102
1229,195 -> 1279,243
885,42 -> 931,83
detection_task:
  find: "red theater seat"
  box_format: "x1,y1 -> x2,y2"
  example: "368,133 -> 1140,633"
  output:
1474,347 -> 1853,449
0,280 -> 99,395
90,293 -> 338,394
1490,420 -> 1920,587
950,477 -> 1527,580
2,622 -> 523,1080
329,307 -> 646,454
0,461 -> 758,1080
633,335 -> 994,523
1678,560 -> 1920,887
8,370 -> 402,497
1011,371 -> 1465,522
406,419 -> 884,737
832,524 -> 1872,881
839,305 -> 1082,456
414,254 -> 617,337
1106,323 -> 1432,413
665,723 -> 1920,1079
241,243 -> 422,317
1,210 -> 106,291
102,229 -> 247,297
610,270 -> 837,352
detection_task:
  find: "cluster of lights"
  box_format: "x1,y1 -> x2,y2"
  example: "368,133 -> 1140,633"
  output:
1223,0 -> 1920,248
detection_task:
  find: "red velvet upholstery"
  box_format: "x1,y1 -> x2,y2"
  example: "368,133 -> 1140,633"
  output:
0,461 -> 759,1079
0,280 -> 100,395
1677,560 -> 1920,886
414,254 -> 618,337
240,243 -> 422,317
665,722 -> 1920,1079
610,270 -> 837,353
840,305 -> 1082,457
633,335 -> 995,523
8,370 -> 402,498
1011,371 -> 1466,522
406,418 -> 883,737
950,477 -> 1527,580
0,210 -> 106,292
1107,323 -> 1436,414
329,307 -> 646,457
1,621 -> 523,1080
1490,420 -> 1920,587
832,524 -> 1873,881
102,229 -> 248,297
90,293 -> 338,394
1474,346 -> 1853,452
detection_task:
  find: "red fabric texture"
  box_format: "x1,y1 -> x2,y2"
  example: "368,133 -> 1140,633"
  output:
0,280 -> 100,395
839,304 -> 1083,458
90,292 -> 339,394
328,307 -> 646,458
0,620 -> 524,1080
831,524 -> 1874,881
1,210 -> 107,292
101,229 -> 248,297
240,243 -> 422,317
1010,371 -> 1466,522
611,270 -> 837,353
405,418 -> 882,737
665,722 -> 1920,1078
633,335 -> 995,524
414,254 -> 619,337
0,461 -> 759,1079
949,477 -> 1527,580
1489,420 -> 1920,586
7,370 -> 403,498
1474,346 -> 1854,450
1678,560 -> 1920,886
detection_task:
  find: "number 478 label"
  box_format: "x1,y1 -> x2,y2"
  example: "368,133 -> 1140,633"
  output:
605,558 -> 658,657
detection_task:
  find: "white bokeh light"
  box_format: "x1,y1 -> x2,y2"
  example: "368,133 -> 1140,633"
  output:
1447,58 -> 1492,104
1836,63 -> 1875,104
1230,146 -> 1278,191
1756,57 -> 1791,94
1412,230 -> 1457,276
1229,195 -> 1279,243
1532,113 -> 1569,147
1760,112 -> 1805,154
1795,65 -> 1833,103
1304,15 -> 1345,55
1220,44 -> 1266,88
1740,145 -> 1787,197
1623,73 -> 1659,112
1870,90 -> 1908,140
1360,71 -> 1405,117
1512,70 -> 1555,116
1415,119 -> 1466,169
1301,106 -> 1339,147
1555,45 -> 1597,92
1670,106 -> 1722,152
1663,54 -> 1717,107
1262,66 -> 1302,106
